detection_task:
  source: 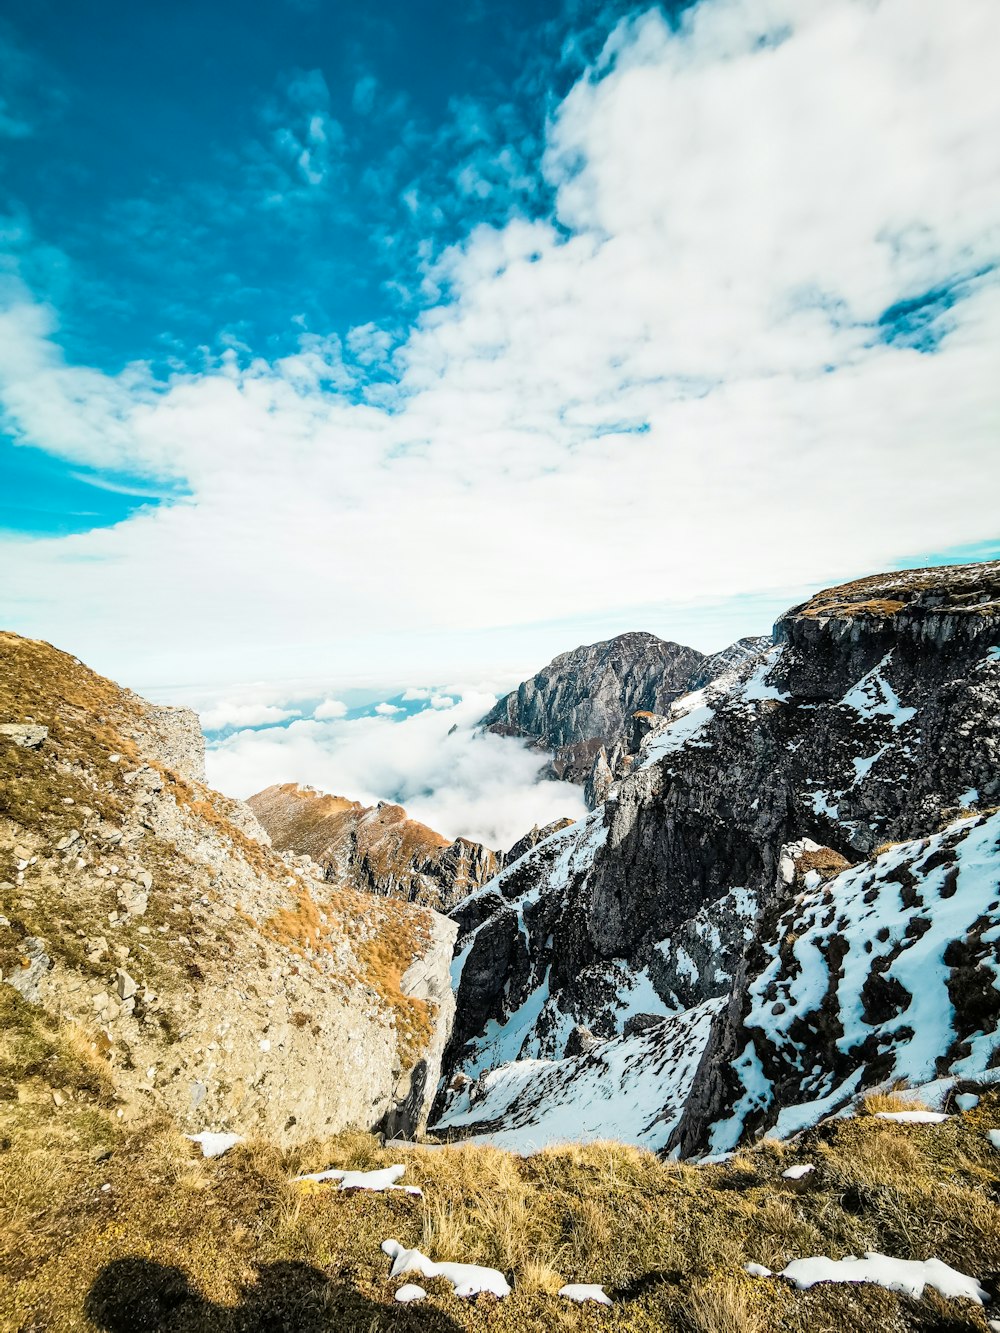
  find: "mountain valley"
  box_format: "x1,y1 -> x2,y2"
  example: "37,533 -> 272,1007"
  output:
3,560 -> 1000,1332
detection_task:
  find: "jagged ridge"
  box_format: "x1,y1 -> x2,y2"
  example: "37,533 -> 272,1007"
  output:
435,561 -> 1000,1154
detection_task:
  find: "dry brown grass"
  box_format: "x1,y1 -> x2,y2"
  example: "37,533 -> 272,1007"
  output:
860,1091 -> 926,1116
686,1274 -> 769,1333
2,993 -> 1000,1332
826,1124 -> 922,1190
802,596 -> 907,619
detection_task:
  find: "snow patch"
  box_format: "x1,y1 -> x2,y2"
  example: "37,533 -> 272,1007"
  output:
294,1164 -> 422,1194
186,1132 -> 242,1158
782,1163 -> 815,1180
382,1239 -> 511,1298
750,1252 -> 987,1303
642,696 -> 714,765
394,1284 -> 427,1303
559,1283 -> 613,1305
873,1110 -> 949,1125
840,654 -> 916,729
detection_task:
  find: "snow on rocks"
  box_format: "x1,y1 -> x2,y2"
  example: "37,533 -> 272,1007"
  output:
686,809 -> 1000,1155
381,1240 -> 511,1298
393,1284 -> 427,1303
559,1283 -> 613,1306
186,1132 -> 242,1158
293,1164 -> 422,1195
874,1111 -> 949,1125
436,997 -> 723,1153
988,1129 -> 1000,1151
748,1252 -> 988,1304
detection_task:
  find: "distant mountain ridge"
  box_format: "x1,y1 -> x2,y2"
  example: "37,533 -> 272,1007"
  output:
247,783 -> 503,912
481,629 -> 769,801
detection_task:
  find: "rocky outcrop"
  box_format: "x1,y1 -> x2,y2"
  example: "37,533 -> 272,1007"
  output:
435,561 -> 1000,1153
247,783 -> 502,911
505,818 -> 575,866
481,632 -> 705,786
483,630 -> 769,804
686,635 -> 771,691
0,631 -> 456,1145
672,808 -> 1000,1156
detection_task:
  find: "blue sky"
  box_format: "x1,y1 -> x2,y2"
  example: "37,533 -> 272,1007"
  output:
3,0 -> 669,380
3,0 -> 616,530
1,0 -> 999,711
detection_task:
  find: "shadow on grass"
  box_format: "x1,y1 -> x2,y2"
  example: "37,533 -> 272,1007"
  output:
85,1256 -> 466,1332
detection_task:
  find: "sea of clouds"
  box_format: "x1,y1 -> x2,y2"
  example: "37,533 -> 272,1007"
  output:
195,681 -> 588,851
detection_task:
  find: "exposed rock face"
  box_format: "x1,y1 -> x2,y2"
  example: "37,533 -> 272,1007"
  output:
0,632 -> 456,1145
435,561 -> 1000,1153
483,630 -> 770,804
481,632 -> 705,788
672,808 -> 1000,1156
247,783 -> 502,911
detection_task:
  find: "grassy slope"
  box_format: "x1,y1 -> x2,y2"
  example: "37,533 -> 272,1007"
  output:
2,993 -> 999,1333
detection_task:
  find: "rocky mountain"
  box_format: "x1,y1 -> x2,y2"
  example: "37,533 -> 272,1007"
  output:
434,561 -> 1000,1154
0,632 -> 456,1145
482,630 -> 769,804
247,782 -> 502,912
686,633 -> 772,690
480,631 -> 704,785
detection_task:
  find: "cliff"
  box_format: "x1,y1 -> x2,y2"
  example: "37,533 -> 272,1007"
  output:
481,631 -> 705,787
0,631 -> 456,1144
434,561 -> 1000,1153
482,630 -> 769,802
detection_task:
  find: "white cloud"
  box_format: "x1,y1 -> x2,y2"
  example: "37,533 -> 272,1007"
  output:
199,701 -> 300,731
313,697 -> 348,719
206,690 -> 588,849
430,694 -> 456,709
374,701 -> 402,715
2,0 -> 1000,690
402,687 -> 431,701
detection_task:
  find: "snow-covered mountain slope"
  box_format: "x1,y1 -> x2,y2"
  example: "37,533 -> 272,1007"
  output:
434,561 -> 1000,1154
674,807 -> 1000,1155
438,997 -> 723,1153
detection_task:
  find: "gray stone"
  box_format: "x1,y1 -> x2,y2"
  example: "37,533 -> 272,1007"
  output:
0,724 -> 48,749
7,937 -> 51,1003
564,1025 -> 601,1057
115,969 -> 138,1000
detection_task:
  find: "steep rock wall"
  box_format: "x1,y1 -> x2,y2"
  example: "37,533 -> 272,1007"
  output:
436,562 -> 1000,1151
0,632 -> 456,1145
